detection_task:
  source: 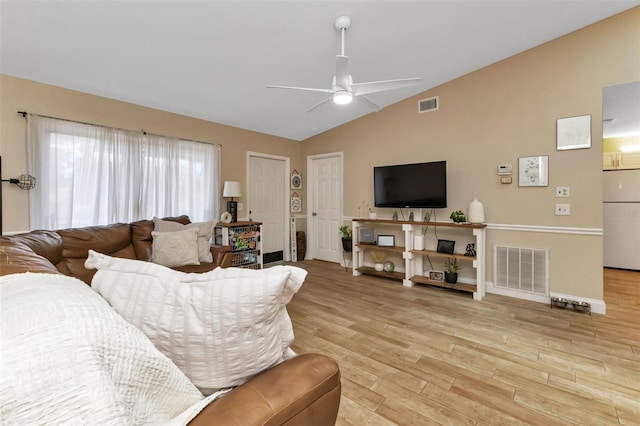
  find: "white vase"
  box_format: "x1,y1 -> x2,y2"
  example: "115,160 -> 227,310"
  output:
468,198 -> 485,223
374,263 -> 384,272
414,235 -> 424,251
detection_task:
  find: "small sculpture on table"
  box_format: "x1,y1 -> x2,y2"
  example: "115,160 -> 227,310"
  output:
465,243 -> 476,257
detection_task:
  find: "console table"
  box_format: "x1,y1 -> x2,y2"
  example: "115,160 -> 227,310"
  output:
352,219 -> 486,300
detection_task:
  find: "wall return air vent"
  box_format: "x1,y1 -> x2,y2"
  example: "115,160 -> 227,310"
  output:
418,96 -> 439,113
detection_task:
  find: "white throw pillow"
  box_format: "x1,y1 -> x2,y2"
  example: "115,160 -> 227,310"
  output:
153,217 -> 214,263
86,250 -> 307,395
151,228 -> 200,267
0,272 -> 205,425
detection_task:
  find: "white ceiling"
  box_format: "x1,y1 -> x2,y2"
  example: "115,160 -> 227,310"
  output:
1,1 -> 638,141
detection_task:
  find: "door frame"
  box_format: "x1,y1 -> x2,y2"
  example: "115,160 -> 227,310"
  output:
246,151 -> 291,261
307,152 -> 344,261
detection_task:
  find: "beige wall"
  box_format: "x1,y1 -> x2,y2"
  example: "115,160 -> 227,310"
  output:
302,7 -> 640,301
0,74 -> 304,232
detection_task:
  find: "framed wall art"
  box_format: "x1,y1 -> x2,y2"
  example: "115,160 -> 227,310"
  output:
557,115 -> 591,150
291,170 -> 302,189
290,193 -> 302,213
519,155 -> 549,187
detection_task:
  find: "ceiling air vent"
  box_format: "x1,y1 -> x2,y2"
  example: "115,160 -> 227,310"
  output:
418,96 -> 439,113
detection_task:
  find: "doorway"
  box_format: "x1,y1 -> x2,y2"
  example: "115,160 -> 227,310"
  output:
602,81 -> 640,272
307,152 -> 343,263
247,152 -> 290,263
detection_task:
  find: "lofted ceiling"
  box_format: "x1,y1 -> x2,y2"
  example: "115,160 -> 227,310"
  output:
1,1 -> 638,141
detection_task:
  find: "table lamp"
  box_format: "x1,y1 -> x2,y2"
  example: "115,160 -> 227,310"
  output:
223,181 -> 242,223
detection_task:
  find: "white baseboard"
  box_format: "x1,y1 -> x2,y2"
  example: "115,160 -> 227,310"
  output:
486,281 -> 606,314
550,291 -> 606,315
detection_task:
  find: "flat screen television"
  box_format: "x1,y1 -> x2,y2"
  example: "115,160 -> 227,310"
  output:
374,161 -> 447,208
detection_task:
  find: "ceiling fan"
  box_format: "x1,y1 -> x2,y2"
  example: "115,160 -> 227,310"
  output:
267,15 -> 423,112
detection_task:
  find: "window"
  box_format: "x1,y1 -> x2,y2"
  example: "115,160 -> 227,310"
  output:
27,115 -> 220,229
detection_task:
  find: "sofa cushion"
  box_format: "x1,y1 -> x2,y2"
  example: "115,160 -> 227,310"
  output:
0,239 -> 59,275
1,230 -> 63,265
131,215 -> 191,261
153,217 -> 214,263
151,228 -> 200,267
86,250 -> 307,395
57,223 -> 136,284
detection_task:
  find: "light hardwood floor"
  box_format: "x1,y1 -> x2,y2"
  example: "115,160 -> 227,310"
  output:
287,262 -> 640,425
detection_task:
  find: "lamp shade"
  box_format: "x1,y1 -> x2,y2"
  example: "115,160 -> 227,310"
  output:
223,181 -> 242,198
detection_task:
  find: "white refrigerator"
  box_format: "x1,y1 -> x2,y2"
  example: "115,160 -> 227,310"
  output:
603,169 -> 640,270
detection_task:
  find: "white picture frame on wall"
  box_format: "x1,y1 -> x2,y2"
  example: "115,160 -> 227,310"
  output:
557,115 -> 591,150
519,155 -> 549,187
290,193 -> 302,213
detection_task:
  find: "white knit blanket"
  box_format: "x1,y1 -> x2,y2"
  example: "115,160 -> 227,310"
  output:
0,272 -> 221,425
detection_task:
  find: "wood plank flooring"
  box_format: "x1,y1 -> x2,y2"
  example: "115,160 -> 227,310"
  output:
287,262 -> 640,425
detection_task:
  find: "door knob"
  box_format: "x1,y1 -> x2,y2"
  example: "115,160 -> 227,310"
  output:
312,212 -> 317,216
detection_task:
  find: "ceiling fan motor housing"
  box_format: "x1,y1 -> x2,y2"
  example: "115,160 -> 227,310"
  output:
334,15 -> 352,31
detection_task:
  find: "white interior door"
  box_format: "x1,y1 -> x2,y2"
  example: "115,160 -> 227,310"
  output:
248,153 -> 289,262
308,153 -> 342,263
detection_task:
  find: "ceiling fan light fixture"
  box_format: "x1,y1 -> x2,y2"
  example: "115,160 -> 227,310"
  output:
333,91 -> 353,105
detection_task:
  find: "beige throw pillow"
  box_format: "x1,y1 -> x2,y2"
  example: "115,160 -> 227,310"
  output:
153,217 -> 214,263
86,250 -> 307,395
151,228 -> 200,267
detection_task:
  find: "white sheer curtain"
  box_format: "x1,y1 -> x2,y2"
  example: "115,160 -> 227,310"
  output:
27,115 -> 220,230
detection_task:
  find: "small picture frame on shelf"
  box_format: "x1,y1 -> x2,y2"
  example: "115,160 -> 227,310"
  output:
377,235 -> 395,247
437,239 -> 455,254
427,270 -> 445,282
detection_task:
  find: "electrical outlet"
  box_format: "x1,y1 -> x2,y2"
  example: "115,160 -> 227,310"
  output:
555,204 -> 570,215
237,202 -> 243,211
556,186 -> 570,197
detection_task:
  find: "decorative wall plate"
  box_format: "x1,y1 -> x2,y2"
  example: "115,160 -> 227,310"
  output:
291,170 -> 302,189
290,193 -> 302,213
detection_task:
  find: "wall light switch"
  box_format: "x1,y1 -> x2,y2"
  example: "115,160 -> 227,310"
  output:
556,186 -> 570,198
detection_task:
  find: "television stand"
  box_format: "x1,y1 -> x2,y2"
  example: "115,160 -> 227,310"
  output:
352,219 -> 486,300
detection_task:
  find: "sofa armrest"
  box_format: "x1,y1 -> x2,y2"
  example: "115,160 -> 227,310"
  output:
0,239 -> 60,277
210,245 -> 233,268
189,353 -> 341,426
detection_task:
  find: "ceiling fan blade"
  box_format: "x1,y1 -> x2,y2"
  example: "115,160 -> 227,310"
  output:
306,96 -> 334,112
360,95 -> 382,112
267,85 -> 334,94
352,78 -> 422,96
335,55 -> 350,89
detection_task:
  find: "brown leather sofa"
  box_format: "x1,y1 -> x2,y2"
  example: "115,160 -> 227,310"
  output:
0,216 -> 341,426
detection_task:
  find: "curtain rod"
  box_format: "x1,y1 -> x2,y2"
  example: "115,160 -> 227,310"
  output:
16,111 -> 222,147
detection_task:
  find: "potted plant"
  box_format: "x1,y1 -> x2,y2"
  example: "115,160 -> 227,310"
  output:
339,225 -> 352,252
443,257 -> 461,284
450,210 -> 466,224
